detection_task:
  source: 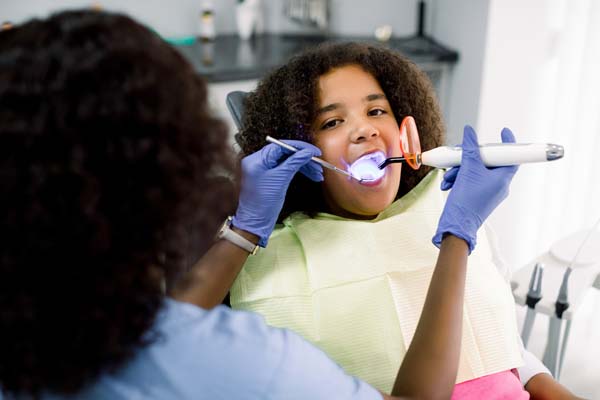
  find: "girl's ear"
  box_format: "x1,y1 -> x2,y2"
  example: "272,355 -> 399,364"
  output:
399,116 -> 421,170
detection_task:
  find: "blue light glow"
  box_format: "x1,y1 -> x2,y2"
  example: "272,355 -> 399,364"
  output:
349,151 -> 386,182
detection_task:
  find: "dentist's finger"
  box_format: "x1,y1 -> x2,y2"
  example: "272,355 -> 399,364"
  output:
441,167 -> 459,191
461,125 -> 482,163
500,127 -> 516,143
299,162 -> 324,182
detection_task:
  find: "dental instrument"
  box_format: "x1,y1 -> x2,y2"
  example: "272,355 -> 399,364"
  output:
521,263 -> 544,348
375,116 -> 564,171
541,215 -> 600,378
378,143 -> 564,170
542,267 -> 571,378
556,318 -> 573,379
265,136 -> 362,181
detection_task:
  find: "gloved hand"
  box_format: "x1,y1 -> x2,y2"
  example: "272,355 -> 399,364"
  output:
233,140 -> 323,247
432,126 -> 518,253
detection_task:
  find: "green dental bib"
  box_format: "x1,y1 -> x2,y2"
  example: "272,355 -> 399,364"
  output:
231,170 -> 522,392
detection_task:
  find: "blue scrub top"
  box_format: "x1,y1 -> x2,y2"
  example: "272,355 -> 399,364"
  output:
4,299 -> 380,400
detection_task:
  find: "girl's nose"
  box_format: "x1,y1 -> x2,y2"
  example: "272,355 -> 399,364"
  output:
350,120 -> 379,143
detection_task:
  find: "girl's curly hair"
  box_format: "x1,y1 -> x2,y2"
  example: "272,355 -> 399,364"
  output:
0,11 -> 235,396
238,42 -> 446,221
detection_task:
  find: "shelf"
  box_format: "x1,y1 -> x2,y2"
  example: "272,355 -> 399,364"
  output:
175,33 -> 459,83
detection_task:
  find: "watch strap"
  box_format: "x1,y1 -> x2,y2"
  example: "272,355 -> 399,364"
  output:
217,217 -> 259,255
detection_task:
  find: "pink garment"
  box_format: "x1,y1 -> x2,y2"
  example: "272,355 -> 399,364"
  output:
451,369 -> 530,400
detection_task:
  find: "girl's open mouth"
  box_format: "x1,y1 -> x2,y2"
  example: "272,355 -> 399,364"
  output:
348,151 -> 386,185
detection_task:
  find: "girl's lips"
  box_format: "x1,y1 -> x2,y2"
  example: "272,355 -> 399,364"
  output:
358,174 -> 385,187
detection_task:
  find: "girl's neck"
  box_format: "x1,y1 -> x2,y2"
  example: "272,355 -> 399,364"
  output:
323,196 -> 382,221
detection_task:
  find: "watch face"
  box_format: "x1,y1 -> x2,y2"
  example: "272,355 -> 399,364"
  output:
215,216 -> 257,254
216,217 -> 231,239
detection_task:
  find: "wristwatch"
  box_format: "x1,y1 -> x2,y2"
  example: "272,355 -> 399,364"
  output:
216,216 -> 259,255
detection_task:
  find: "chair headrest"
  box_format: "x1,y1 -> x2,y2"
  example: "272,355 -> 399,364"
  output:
226,91 -> 249,131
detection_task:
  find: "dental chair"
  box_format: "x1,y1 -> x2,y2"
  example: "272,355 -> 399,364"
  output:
226,91 -> 249,139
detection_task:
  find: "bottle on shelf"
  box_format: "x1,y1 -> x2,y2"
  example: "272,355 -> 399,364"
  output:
199,1 -> 216,41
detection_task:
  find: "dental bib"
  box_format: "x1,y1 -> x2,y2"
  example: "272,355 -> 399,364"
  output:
230,170 -> 523,392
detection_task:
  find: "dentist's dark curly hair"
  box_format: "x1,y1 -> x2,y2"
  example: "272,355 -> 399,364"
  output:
238,42 -> 445,221
0,10 -> 235,396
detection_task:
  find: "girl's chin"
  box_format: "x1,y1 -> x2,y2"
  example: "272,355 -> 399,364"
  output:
324,172 -> 400,218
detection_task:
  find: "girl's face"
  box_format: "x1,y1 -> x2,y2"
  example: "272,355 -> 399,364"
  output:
312,64 -> 403,219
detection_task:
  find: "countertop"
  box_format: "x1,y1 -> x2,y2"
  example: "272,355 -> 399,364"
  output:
175,33 -> 459,83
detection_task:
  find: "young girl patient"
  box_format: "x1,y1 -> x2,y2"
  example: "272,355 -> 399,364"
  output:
230,43 -> 577,399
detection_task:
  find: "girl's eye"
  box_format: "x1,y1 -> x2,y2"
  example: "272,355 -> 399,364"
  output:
321,119 -> 342,130
368,108 -> 387,116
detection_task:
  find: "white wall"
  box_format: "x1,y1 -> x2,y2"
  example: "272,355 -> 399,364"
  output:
431,0 -> 492,145
478,0 -> 600,269
477,4 -> 600,395
432,0 -> 600,272
477,0 -> 559,270
0,0 -> 423,38
0,0 -> 208,37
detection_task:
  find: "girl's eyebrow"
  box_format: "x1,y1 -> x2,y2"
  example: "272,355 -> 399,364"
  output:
316,103 -> 341,115
365,93 -> 386,102
316,94 -> 386,115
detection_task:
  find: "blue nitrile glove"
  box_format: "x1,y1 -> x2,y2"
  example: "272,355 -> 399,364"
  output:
233,140 -> 323,247
432,126 -> 518,253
